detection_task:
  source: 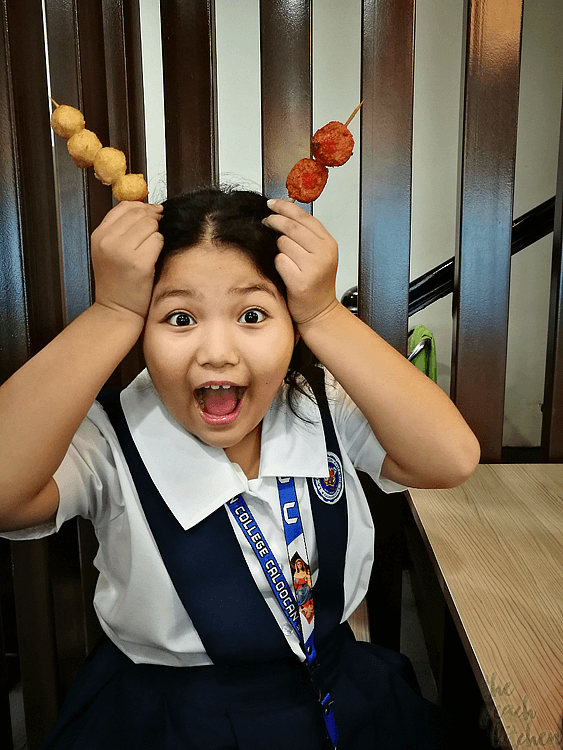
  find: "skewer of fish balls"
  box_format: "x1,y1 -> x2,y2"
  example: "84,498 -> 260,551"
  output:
50,100 -> 148,202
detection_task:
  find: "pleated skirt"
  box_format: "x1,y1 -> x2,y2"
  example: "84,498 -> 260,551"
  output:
40,629 -> 460,750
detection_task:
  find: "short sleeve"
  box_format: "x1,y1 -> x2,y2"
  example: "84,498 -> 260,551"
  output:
325,373 -> 407,494
0,402 -> 121,541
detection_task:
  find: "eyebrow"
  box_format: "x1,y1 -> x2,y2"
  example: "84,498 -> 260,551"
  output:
152,283 -> 278,306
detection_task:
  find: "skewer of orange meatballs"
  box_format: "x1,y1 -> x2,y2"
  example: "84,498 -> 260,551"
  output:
50,100 -> 149,202
285,101 -> 362,203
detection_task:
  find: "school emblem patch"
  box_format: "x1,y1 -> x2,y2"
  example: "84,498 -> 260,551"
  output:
312,452 -> 344,504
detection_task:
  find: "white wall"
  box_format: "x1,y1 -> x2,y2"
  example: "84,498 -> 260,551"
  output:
140,0 -> 563,447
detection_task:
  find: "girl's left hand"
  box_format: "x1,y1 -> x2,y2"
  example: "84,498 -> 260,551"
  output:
263,199 -> 339,326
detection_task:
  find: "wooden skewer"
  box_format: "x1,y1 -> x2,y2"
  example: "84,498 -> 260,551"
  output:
50,98 -> 59,108
344,100 -> 363,127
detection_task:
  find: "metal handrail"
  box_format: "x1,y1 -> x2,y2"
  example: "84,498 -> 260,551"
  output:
341,196 -> 556,317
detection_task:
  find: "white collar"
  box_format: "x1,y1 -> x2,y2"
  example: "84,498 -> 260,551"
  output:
120,370 -> 329,530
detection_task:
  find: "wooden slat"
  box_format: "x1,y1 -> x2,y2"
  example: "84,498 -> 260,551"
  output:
542,96 -> 563,462
0,0 -> 28,383
160,0 -> 218,196
44,0 -> 91,326
75,0 -> 113,235
11,540 -> 60,750
4,1 -> 64,746
358,0 -> 415,652
5,0 -> 63,354
260,0 -> 312,205
0,603 -> 13,750
450,0 -> 524,463
100,0 -> 147,384
102,0 -> 147,177
359,0 -> 415,354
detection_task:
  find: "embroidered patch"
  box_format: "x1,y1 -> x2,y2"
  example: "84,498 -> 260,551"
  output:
312,452 -> 344,504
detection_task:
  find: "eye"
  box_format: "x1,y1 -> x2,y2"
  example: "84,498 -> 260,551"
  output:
239,308 -> 266,324
167,311 -> 195,327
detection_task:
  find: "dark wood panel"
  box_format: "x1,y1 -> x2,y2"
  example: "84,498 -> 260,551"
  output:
102,0 -> 147,177
44,0 -> 91,326
5,0 -> 63,355
359,0 -> 415,354
11,540 -> 60,750
101,0 -> 147,383
542,96 -> 563,462
160,0 -> 218,196
76,0 -> 113,233
260,0 -> 312,205
358,0 -> 415,651
0,0 -> 29,384
450,0 -> 524,462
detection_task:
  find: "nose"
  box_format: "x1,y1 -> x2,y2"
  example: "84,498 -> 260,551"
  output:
196,322 -> 239,369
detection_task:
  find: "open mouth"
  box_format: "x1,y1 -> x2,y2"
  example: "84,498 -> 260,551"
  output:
195,384 -> 246,425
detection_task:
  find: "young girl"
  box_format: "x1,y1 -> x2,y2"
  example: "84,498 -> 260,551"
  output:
0,188 -> 480,749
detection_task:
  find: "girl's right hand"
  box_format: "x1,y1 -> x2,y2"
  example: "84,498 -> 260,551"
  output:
91,201 -> 164,321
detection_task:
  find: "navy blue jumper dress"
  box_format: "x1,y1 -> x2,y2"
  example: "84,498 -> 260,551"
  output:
40,368 -> 457,750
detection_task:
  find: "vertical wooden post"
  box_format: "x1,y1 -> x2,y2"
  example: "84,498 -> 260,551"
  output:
451,0 -> 524,463
160,0 -> 218,196
359,0 -> 415,355
260,0 -> 312,206
359,0 -> 416,651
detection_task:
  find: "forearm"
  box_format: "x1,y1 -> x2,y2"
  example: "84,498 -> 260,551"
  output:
300,302 -> 480,488
0,302 -> 144,508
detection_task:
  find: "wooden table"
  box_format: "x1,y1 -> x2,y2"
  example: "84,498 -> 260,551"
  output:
407,464 -> 563,750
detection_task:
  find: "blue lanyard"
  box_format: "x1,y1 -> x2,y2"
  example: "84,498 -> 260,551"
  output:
227,483 -> 337,748
227,494 -> 303,640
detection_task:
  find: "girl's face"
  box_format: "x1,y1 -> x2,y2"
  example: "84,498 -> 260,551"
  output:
143,241 -> 296,466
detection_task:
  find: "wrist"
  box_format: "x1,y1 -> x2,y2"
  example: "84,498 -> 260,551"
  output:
91,300 -> 146,335
296,298 -> 344,334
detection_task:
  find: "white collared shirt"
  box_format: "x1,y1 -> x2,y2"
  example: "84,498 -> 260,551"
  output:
4,369 -> 404,666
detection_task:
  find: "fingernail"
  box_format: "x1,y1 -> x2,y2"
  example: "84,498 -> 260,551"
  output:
266,199 -> 276,207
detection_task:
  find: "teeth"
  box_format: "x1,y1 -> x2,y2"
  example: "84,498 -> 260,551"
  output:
210,385 -> 220,390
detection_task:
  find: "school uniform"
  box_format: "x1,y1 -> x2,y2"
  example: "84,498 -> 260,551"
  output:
4,368 -> 458,749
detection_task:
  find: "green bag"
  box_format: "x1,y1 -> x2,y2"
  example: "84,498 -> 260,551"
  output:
408,325 -> 437,383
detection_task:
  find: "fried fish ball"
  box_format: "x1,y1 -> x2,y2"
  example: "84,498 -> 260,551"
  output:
310,121 -> 354,167
112,173 -> 149,202
67,129 -> 102,168
286,158 -> 329,203
50,104 -> 85,139
94,147 -> 127,185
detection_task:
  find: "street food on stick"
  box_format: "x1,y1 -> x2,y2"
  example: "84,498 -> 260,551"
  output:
286,158 -> 329,203
67,129 -> 102,168
285,101 -> 362,203
94,147 -> 127,185
50,99 -> 149,202
112,174 -> 149,202
310,121 -> 354,167
50,103 -> 85,139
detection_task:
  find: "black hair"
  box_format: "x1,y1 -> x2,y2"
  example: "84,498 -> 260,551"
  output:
155,186 -> 319,417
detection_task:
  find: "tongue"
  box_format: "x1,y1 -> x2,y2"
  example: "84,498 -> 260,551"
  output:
202,388 -> 238,416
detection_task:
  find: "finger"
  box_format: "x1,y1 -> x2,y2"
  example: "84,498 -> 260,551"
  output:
106,205 -> 161,243
266,214 -> 335,260
266,198 -> 333,241
275,235 -> 311,271
119,216 -> 162,254
274,250 -> 302,284
99,201 -> 162,230
136,231 -> 165,267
